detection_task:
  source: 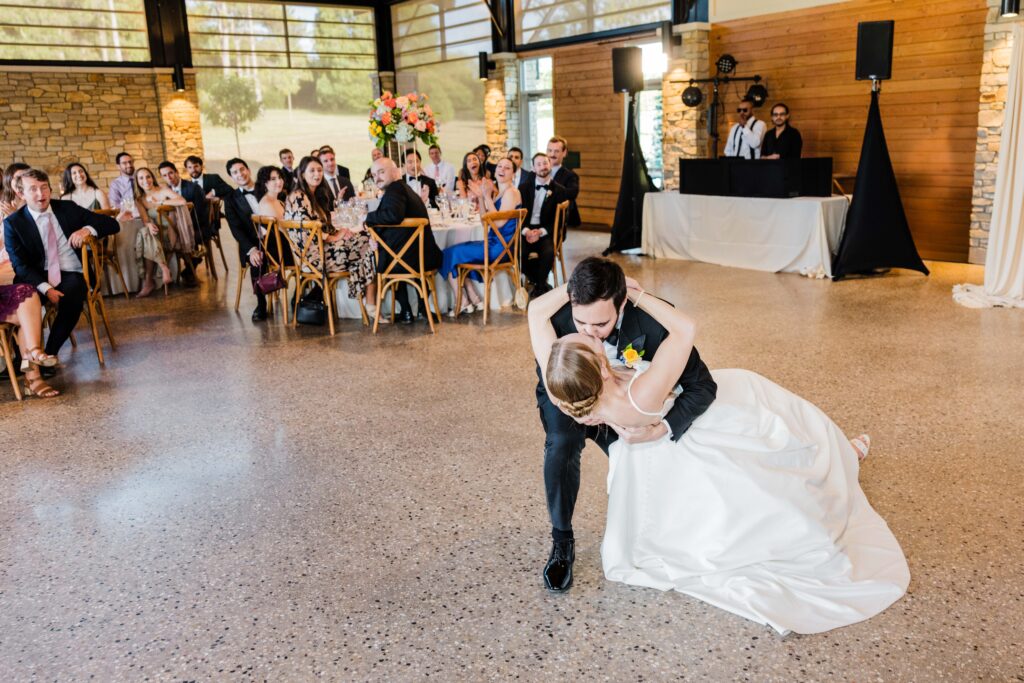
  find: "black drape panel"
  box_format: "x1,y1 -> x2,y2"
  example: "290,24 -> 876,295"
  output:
605,94 -> 658,254
832,91 -> 929,279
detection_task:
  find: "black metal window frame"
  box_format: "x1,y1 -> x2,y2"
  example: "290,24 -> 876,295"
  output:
391,0 -> 492,71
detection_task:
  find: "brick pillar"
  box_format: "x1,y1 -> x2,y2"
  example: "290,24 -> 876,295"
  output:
154,70 -> 203,163
969,1 -> 1021,264
661,23 -> 710,192
484,52 -> 519,159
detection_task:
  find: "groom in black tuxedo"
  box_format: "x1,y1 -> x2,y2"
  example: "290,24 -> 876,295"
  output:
519,152 -> 566,296
3,169 -> 119,356
535,257 -> 718,592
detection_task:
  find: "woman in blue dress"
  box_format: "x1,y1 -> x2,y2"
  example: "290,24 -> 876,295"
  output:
442,158 -> 522,316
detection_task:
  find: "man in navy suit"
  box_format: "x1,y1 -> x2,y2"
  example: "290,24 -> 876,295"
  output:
184,155 -> 233,199
3,168 -> 119,356
158,161 -> 210,240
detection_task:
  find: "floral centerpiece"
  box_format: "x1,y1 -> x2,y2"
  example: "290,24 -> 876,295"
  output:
368,91 -> 439,149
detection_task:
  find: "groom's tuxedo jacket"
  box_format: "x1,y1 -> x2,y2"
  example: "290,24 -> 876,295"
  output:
542,299 -> 717,441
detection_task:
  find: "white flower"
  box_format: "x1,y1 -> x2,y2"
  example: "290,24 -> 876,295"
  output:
395,122 -> 413,143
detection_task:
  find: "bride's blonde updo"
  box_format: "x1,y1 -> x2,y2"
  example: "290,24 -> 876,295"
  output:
546,339 -> 605,418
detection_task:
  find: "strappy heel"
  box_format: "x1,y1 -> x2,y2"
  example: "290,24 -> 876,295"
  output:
19,347 -> 58,371
850,434 -> 871,462
23,371 -> 59,399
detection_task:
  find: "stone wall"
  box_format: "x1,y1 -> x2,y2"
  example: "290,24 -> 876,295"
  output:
969,2 -> 1021,264
661,23 -> 711,191
0,67 -> 203,193
484,53 -> 519,161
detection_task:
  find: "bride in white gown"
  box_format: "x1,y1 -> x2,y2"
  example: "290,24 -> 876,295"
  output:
529,280 -> 909,635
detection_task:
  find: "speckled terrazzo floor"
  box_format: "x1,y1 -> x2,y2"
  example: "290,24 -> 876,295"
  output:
1,231 -> 1022,681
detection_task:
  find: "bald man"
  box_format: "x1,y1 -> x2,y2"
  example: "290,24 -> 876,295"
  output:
364,158 -> 442,324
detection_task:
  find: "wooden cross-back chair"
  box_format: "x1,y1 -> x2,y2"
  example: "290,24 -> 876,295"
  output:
276,219 -> 368,336
0,322 -> 22,400
79,235 -> 116,366
365,218 -> 443,334
232,215 -> 296,322
551,200 -> 570,286
155,203 -> 201,286
205,197 -> 229,272
454,208 -> 526,325
92,207 -> 130,299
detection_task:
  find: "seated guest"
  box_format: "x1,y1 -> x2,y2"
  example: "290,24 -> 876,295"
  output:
255,166 -> 287,221
363,147 -> 384,183
134,167 -> 186,296
284,156 -> 375,313
455,152 -> 486,210
279,148 -> 296,177
183,155 -> 232,201
108,152 -> 138,216
441,158 -> 522,317
317,146 -> 355,205
507,147 -> 534,190
423,144 -> 456,194
159,161 -> 209,241
3,169 -> 119,357
364,158 -> 442,325
59,163 -> 109,211
0,282 -> 59,397
723,96 -> 766,159
1,162 -> 31,219
761,102 -> 803,160
547,136 -> 581,228
223,158 -> 272,322
402,150 -> 438,208
518,153 -> 567,296
474,144 -> 496,178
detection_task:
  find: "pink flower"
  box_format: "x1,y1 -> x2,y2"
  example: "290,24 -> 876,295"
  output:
423,104 -> 433,117
414,120 -> 427,132
381,111 -> 392,125
406,111 -> 419,124
408,93 -> 419,102
384,98 -> 396,108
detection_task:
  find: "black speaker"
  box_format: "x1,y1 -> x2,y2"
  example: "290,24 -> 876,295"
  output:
612,47 -> 643,93
856,20 -> 894,81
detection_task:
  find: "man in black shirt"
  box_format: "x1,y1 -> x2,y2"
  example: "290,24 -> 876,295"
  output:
761,102 -> 803,160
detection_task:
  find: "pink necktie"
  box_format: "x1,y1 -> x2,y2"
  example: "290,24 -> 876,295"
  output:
43,214 -> 61,286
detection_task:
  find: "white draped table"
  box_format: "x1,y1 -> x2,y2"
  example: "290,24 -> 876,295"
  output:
641,193 -> 849,278
333,215 -> 514,320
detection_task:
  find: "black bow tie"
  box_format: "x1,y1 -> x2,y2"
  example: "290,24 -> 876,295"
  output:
535,184 -> 549,190
241,189 -> 255,196
604,330 -> 619,347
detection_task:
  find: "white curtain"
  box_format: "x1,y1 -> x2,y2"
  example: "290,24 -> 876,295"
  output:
954,23 -> 1024,309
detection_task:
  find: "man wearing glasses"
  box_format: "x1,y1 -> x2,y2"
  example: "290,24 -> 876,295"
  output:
761,102 -> 803,160
723,96 -> 766,159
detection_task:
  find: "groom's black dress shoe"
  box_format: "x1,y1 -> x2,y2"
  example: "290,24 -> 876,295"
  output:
543,539 -> 575,592
251,305 -> 268,322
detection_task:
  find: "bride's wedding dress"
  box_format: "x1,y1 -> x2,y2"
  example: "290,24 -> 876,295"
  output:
602,363 -> 910,635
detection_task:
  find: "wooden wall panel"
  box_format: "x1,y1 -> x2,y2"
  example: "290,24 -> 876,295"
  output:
711,0 -> 988,262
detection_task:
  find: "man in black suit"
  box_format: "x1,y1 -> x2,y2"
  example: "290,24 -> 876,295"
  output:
532,257 -> 717,592
401,150 -> 439,208
222,157 -> 271,322
184,155 -> 232,199
3,169 -> 119,356
158,161 -> 209,240
547,136 -> 581,228
317,146 -> 354,203
364,158 -> 442,325
518,153 -> 566,297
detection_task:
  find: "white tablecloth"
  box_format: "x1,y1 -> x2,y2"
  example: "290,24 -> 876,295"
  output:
332,218 -> 514,319
641,194 -> 849,278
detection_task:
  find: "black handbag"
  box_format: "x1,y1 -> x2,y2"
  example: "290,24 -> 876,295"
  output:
296,298 -> 326,326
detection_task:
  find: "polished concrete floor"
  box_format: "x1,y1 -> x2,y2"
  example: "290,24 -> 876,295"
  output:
1,231 -> 1022,681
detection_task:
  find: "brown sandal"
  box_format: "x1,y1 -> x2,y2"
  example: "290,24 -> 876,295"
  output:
23,371 -> 59,399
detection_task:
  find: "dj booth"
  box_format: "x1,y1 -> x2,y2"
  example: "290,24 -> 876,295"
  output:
641,158 -> 849,278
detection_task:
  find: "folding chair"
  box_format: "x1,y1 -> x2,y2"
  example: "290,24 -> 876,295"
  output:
454,208 -> 526,325
365,218 -> 443,334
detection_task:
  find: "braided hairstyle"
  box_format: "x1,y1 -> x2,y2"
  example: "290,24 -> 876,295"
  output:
546,339 -> 605,418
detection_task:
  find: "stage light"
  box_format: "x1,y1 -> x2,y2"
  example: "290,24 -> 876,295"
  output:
478,52 -> 497,81
745,83 -> 769,107
172,64 -> 186,92
682,84 -> 703,107
716,54 -> 737,74
1001,0 -> 1019,16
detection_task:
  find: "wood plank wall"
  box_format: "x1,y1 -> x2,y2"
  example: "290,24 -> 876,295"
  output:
710,0 -> 988,262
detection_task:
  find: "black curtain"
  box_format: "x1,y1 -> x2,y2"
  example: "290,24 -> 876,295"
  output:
832,90 -> 929,279
604,93 -> 658,254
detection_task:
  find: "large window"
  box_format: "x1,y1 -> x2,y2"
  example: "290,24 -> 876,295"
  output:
520,56 -> 554,165
0,0 -> 150,62
637,43 -> 664,188
186,0 -> 376,176
515,0 -> 670,46
392,0 -> 488,162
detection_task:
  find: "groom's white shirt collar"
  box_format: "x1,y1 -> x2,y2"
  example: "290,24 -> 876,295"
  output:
602,311 -> 625,362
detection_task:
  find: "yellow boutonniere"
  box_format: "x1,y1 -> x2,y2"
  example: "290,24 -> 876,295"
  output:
621,343 -> 645,369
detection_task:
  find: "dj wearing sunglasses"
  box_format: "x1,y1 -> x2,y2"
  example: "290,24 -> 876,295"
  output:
723,96 -> 767,159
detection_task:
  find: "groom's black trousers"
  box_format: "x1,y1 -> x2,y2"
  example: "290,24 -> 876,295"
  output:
536,368 -> 616,541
